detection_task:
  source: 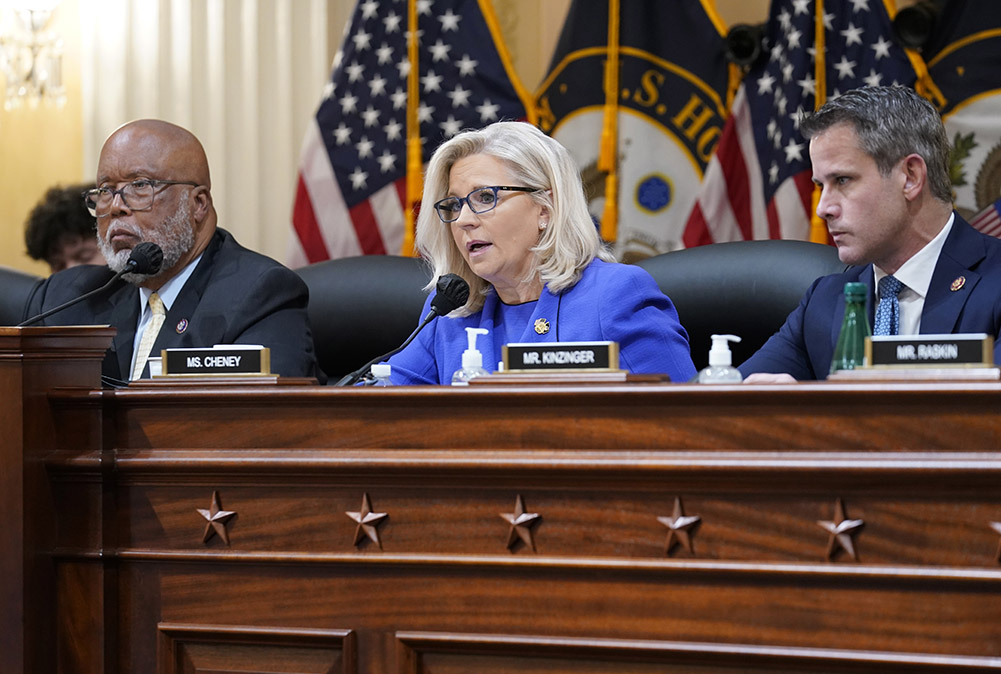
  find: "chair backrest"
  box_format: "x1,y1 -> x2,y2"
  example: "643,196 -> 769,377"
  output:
0,265 -> 42,327
295,255 -> 434,380
636,239 -> 847,370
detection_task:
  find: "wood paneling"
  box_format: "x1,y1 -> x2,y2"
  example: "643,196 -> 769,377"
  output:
5,328 -> 1001,673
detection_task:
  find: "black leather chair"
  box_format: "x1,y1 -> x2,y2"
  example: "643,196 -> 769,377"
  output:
0,265 -> 42,327
295,255 -> 434,381
636,239 -> 847,370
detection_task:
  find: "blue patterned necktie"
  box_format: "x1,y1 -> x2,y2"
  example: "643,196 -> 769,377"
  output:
874,275 -> 904,336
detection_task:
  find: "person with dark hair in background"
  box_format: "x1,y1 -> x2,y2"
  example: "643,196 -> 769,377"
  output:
24,119 -> 324,385
24,183 -> 107,274
740,86 -> 1001,382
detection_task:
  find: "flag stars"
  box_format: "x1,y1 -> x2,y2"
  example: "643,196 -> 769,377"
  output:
438,8 -> 461,32
376,43 -> 394,65
377,149 -> 397,173
787,28 -> 802,50
416,0 -> 432,15
390,87 -> 407,110
396,57 -> 410,79
822,10 -> 835,30
769,162 -> 780,185
418,101 -> 435,123
346,61 -> 365,83
322,81 -> 335,100
429,39 -> 451,62
352,28 -> 372,51
784,138 -> 805,163
456,54 -> 478,77
850,0 -> 871,12
792,0 -> 810,15
340,92 -> 358,114
360,0 -> 379,20
777,8 -> 791,30
332,123 -> 352,145
368,75 -> 387,97
362,105 -> 381,128
863,68 -> 883,87
871,35 -> 892,60
797,73 -> 816,97
476,98 -> 500,122
421,69 -> 444,93
349,166 -> 368,191
757,72 -> 776,95
384,119 -> 403,142
356,136 -> 375,159
383,11 -> 402,33
447,84 -> 472,107
440,114 -> 463,137
834,55 -> 857,80
842,22 -> 864,46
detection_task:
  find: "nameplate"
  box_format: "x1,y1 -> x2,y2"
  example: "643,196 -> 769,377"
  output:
865,333 -> 994,367
161,346 -> 271,376
502,341 -> 619,372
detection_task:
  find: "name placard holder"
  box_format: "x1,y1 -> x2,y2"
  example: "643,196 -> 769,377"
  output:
502,341 -> 619,373
161,345 -> 271,376
865,333 -> 993,368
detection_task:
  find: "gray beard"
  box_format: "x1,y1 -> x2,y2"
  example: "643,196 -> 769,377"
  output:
99,198 -> 194,284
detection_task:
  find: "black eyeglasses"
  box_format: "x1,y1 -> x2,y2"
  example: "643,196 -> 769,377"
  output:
433,185 -> 538,223
83,179 -> 199,217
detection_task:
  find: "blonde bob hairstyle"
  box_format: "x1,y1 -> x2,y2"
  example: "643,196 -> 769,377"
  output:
416,120 -> 613,315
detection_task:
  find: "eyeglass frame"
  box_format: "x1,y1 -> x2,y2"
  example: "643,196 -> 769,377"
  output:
433,185 -> 539,223
82,179 -> 200,218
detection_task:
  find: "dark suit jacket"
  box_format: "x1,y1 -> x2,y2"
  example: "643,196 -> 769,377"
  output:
739,215 -> 1001,379
24,228 -> 325,384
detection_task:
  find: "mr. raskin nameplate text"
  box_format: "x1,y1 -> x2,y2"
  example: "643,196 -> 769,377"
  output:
866,333 -> 993,367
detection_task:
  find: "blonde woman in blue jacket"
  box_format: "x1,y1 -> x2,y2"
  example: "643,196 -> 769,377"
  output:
387,121 -> 695,385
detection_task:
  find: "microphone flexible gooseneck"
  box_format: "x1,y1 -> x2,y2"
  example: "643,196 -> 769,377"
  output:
18,242 -> 164,327
334,273 -> 470,386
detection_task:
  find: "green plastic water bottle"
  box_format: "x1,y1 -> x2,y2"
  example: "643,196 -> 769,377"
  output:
829,282 -> 871,374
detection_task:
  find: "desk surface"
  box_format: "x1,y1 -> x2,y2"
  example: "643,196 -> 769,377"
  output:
3,326 -> 999,674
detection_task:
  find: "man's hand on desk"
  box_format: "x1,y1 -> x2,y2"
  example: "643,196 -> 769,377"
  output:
743,373 -> 797,384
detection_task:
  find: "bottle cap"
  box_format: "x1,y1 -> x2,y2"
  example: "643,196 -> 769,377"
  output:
708,334 -> 741,366
843,282 -> 867,301
371,363 -> 391,378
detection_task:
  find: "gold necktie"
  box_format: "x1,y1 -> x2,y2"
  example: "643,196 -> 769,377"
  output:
131,292 -> 166,380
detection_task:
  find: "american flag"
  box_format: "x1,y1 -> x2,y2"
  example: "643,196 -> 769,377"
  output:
684,0 -> 918,247
289,0 -> 532,265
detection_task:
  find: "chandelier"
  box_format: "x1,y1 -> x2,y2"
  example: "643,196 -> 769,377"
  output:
0,1 -> 64,110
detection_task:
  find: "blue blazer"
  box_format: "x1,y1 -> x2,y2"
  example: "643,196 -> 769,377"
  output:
388,258 -> 696,384
24,228 -> 324,383
739,215 -> 1001,379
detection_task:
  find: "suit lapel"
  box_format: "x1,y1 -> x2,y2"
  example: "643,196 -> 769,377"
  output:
921,217 -> 984,334
151,230 -> 223,355
106,283 -> 140,381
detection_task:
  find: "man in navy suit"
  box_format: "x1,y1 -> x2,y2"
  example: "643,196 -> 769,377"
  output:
740,86 -> 1001,382
24,119 -> 324,384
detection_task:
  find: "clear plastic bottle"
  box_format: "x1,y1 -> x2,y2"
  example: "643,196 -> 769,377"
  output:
451,327 -> 490,386
370,362 -> 393,386
829,282 -> 871,374
697,334 -> 743,383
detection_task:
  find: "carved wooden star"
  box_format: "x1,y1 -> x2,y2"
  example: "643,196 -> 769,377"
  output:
657,497 -> 701,556
818,498 -> 864,561
500,494 -> 541,552
197,490 -> 237,545
990,522 -> 1001,563
346,493 -> 388,549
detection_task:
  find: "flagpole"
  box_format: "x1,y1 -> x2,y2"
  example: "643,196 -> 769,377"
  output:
404,0 -> 421,257
598,0 -> 620,244
809,0 -> 829,244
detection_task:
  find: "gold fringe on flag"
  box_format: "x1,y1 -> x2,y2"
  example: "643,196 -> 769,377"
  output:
598,0 -> 620,244
404,0 -> 422,257
808,0 -> 829,244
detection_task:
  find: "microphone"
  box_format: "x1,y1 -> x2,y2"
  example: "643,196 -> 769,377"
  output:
18,242 -> 164,327
335,272 -> 470,386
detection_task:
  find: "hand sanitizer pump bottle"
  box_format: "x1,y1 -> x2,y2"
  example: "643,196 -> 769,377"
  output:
697,334 -> 743,383
451,327 -> 490,386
